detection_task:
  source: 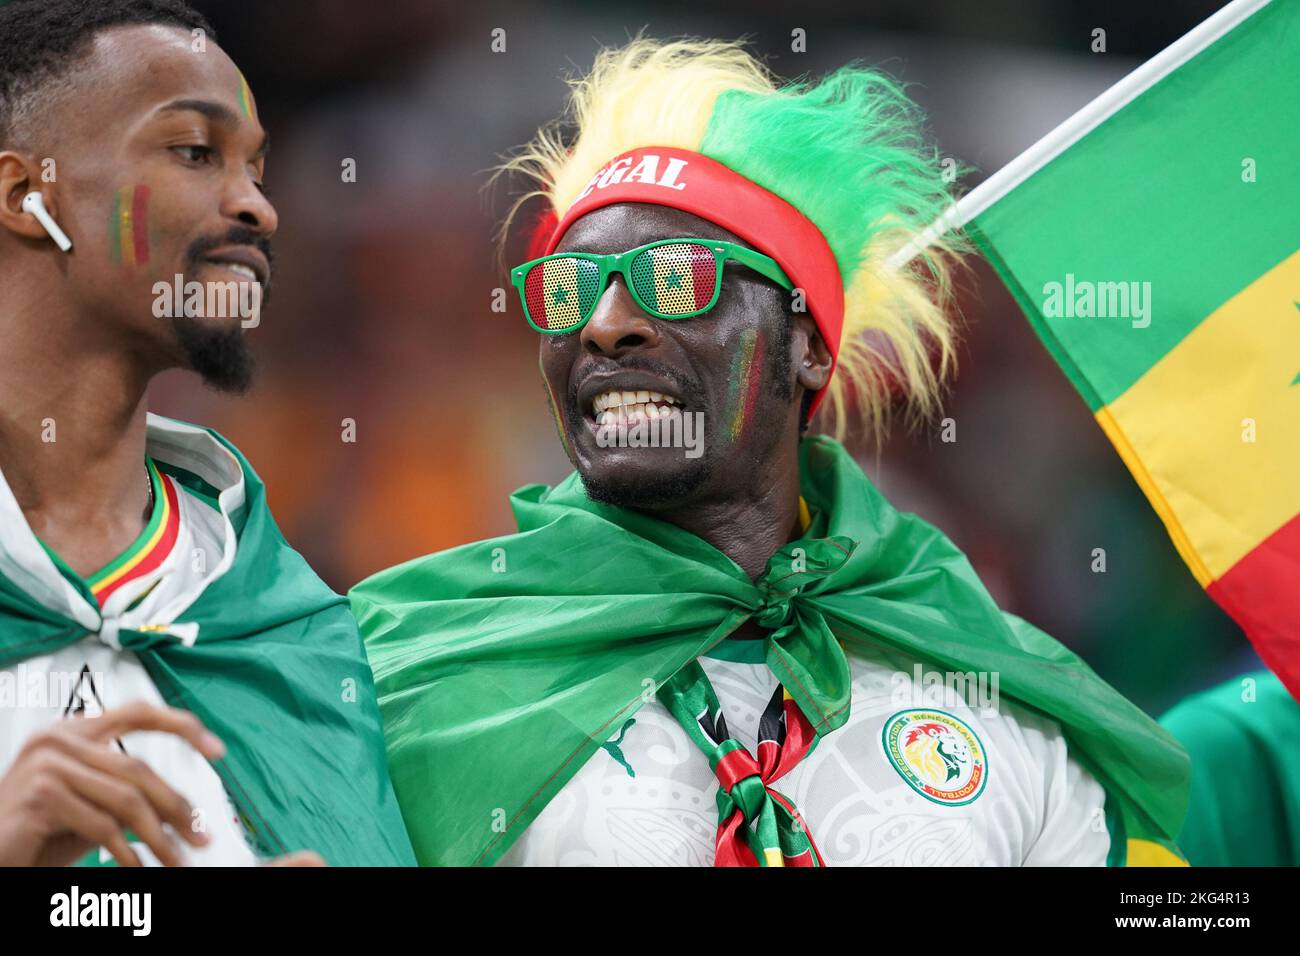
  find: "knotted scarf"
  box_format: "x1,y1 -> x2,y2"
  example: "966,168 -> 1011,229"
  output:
661,661 -> 825,866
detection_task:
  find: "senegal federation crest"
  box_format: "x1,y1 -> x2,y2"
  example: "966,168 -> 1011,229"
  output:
882,709 -> 987,805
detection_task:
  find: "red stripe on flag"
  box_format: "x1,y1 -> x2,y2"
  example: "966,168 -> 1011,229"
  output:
523,266 -> 548,328
690,243 -> 714,310
131,185 -> 150,266
1207,511 -> 1300,701
739,333 -> 766,427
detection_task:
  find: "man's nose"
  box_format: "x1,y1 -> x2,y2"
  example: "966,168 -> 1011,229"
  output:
580,278 -> 660,357
221,174 -> 278,237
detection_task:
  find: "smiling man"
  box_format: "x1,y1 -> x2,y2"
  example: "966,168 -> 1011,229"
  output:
0,0 -> 413,866
352,39 -> 1189,867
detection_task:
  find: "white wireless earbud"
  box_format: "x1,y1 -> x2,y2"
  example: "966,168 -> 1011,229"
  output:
21,191 -> 72,252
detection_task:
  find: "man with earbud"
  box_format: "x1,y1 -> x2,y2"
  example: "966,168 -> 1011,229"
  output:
0,0 -> 415,867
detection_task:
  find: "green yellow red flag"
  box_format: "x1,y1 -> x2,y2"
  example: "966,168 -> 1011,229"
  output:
917,0 -> 1300,697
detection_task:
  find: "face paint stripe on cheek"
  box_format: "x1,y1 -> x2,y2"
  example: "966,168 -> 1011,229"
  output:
110,185 -> 150,268
541,359 -> 574,460
108,189 -> 123,264
727,328 -> 763,442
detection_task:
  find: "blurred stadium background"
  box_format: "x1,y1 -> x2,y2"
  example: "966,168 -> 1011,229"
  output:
144,0 -> 1253,715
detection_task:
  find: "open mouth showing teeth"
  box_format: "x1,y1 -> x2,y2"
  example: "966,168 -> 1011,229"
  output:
590,389 -> 683,426
204,260 -> 261,283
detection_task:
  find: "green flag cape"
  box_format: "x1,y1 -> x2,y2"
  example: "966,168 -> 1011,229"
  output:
1161,670 -> 1300,867
352,434 -> 1188,866
0,423 -> 416,867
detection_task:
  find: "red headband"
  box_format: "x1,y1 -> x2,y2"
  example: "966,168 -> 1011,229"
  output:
542,146 -> 844,416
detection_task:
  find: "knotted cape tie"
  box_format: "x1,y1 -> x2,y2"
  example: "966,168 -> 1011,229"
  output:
661,661 -> 824,866
657,533 -> 858,867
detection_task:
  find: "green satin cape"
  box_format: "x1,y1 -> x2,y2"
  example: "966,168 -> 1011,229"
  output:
352,435 -> 1188,866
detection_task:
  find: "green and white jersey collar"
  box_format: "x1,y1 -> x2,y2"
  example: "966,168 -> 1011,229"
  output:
0,413 -> 246,640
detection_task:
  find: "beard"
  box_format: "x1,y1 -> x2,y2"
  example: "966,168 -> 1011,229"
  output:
579,452 -> 714,510
172,226 -> 273,394
171,313 -> 255,394
563,354 -> 715,510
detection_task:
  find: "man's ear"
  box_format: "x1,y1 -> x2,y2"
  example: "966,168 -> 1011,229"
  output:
793,313 -> 833,393
0,151 -> 58,243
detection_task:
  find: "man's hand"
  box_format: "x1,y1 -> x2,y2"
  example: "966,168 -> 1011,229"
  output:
0,701 -> 226,867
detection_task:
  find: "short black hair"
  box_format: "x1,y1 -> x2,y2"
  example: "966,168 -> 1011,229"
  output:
0,0 -> 213,147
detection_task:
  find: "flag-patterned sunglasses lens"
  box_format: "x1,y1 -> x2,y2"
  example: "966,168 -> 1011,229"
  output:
523,257 -> 602,331
629,242 -> 718,316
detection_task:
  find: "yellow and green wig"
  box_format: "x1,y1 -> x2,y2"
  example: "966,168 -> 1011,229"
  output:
500,38 -> 965,438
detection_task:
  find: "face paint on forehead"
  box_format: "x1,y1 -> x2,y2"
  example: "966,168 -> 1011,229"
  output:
726,327 -> 766,444
109,185 -> 151,269
236,70 -> 254,118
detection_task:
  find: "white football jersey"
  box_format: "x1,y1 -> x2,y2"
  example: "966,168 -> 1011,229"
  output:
499,636 -> 1110,866
0,415 -> 258,866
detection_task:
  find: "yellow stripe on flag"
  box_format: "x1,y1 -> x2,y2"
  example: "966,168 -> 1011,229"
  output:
1098,250 -> 1300,582
541,257 -> 582,328
1126,838 -> 1188,868
652,248 -> 695,312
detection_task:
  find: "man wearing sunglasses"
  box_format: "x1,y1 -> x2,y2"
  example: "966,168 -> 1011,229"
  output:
515,236 -> 790,459
352,39 -> 1189,867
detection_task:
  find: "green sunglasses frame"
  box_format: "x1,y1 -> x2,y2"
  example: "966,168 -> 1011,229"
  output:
511,237 -> 794,335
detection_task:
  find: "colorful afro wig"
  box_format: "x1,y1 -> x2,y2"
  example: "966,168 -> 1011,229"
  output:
497,37 -> 967,442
